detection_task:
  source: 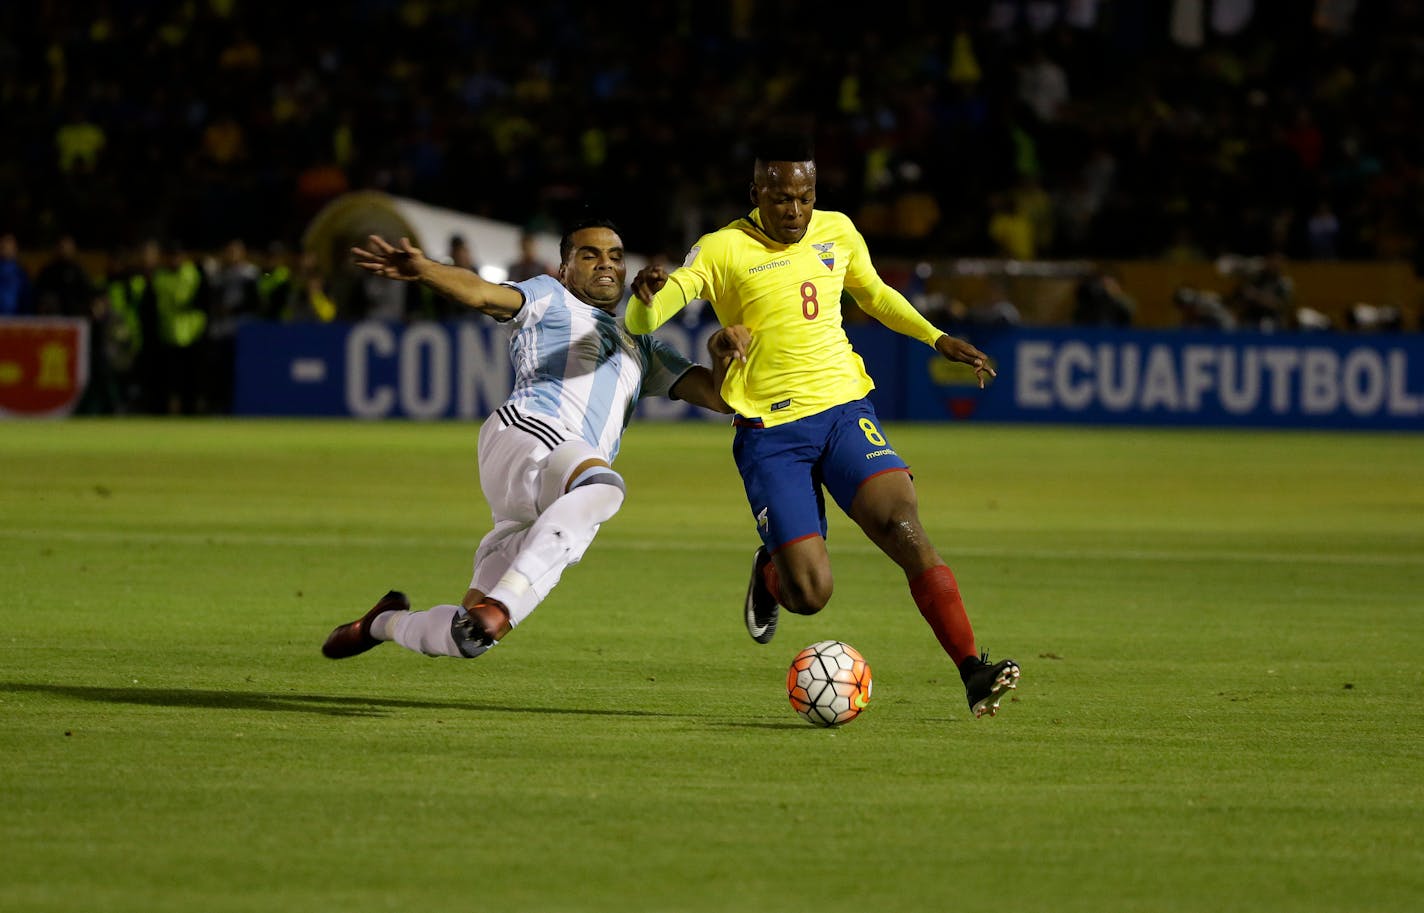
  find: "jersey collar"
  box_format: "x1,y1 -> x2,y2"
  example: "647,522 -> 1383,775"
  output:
741,209 -> 817,249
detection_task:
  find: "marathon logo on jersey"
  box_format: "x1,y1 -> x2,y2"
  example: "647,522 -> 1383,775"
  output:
749,258 -> 791,275
812,242 -> 835,270
682,245 -> 701,268
0,317 -> 89,418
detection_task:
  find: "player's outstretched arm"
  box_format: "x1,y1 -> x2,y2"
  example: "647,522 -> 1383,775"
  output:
626,264 -> 693,334
847,270 -> 997,389
670,365 -> 733,414
934,333 -> 997,389
351,235 -> 523,319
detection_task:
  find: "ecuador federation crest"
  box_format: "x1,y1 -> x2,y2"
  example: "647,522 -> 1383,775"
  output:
812,242 -> 835,270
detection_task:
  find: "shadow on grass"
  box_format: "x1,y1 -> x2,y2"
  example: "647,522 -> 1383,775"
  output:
1,681 -> 675,719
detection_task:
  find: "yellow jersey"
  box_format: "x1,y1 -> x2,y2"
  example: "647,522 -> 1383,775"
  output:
625,209 -> 945,426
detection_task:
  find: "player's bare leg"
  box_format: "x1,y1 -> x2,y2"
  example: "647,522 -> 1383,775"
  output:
744,537 -> 831,644
848,470 -> 940,574
767,536 -> 834,616
850,470 -> 1019,717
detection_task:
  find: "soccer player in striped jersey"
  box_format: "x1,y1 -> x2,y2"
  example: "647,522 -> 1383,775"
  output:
626,132 -> 1021,718
322,218 -> 731,661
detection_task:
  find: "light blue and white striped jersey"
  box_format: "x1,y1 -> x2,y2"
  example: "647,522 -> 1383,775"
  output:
501,274 -> 694,462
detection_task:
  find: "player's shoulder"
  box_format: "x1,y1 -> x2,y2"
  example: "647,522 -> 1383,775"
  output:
509,273 -> 563,300
700,219 -> 753,250
504,274 -> 570,325
678,221 -> 744,268
812,209 -> 858,235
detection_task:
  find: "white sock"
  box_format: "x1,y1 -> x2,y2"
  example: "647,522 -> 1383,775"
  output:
386,604 -> 467,658
369,610 -> 400,641
488,482 -> 624,625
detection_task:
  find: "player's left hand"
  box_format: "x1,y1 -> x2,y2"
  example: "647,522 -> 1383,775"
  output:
709,325 -> 751,364
935,334 -> 996,388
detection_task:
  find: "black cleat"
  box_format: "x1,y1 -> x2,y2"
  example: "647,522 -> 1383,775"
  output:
744,546 -> 779,644
961,651 -> 1021,718
321,590 -> 409,659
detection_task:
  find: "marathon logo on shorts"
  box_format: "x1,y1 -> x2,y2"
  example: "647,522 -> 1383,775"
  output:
756,507 -> 769,532
0,317 -> 89,418
769,398 -> 791,411
812,242 -> 835,270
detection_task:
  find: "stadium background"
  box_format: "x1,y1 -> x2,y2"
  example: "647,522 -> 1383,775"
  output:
4,6 -> 1422,913
1,0 -> 1422,422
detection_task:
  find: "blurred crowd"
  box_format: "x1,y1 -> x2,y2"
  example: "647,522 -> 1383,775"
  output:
4,1 -> 1424,414
0,226 -> 550,414
2,1 -> 1423,264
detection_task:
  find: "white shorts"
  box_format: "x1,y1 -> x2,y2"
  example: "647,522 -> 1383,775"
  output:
469,405 -> 605,594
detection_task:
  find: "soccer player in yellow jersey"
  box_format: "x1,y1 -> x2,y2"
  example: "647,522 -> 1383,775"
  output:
626,131 -> 1021,718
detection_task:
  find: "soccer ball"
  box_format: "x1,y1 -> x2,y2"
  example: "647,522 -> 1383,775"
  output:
787,640 -> 873,727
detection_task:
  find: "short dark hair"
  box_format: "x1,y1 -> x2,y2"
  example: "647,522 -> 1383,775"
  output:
752,129 -> 815,165
559,216 -> 620,264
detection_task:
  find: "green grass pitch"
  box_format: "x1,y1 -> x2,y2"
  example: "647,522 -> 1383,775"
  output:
2,417 -> 1421,913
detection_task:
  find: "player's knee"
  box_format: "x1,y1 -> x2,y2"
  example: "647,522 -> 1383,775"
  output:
865,508 -> 930,557
873,505 -> 920,540
570,465 -> 625,495
567,466 -> 625,520
782,569 -> 833,615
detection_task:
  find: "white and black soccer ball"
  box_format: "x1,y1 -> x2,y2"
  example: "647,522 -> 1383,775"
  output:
786,640 -> 873,727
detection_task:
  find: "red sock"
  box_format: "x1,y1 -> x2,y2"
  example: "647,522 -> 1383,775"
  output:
762,559 -> 783,605
909,564 -> 977,666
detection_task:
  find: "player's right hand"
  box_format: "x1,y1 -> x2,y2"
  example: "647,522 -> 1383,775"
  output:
351,235 -> 426,281
631,265 -> 668,302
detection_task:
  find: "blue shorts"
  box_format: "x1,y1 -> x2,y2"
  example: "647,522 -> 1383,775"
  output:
731,398 -> 910,554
